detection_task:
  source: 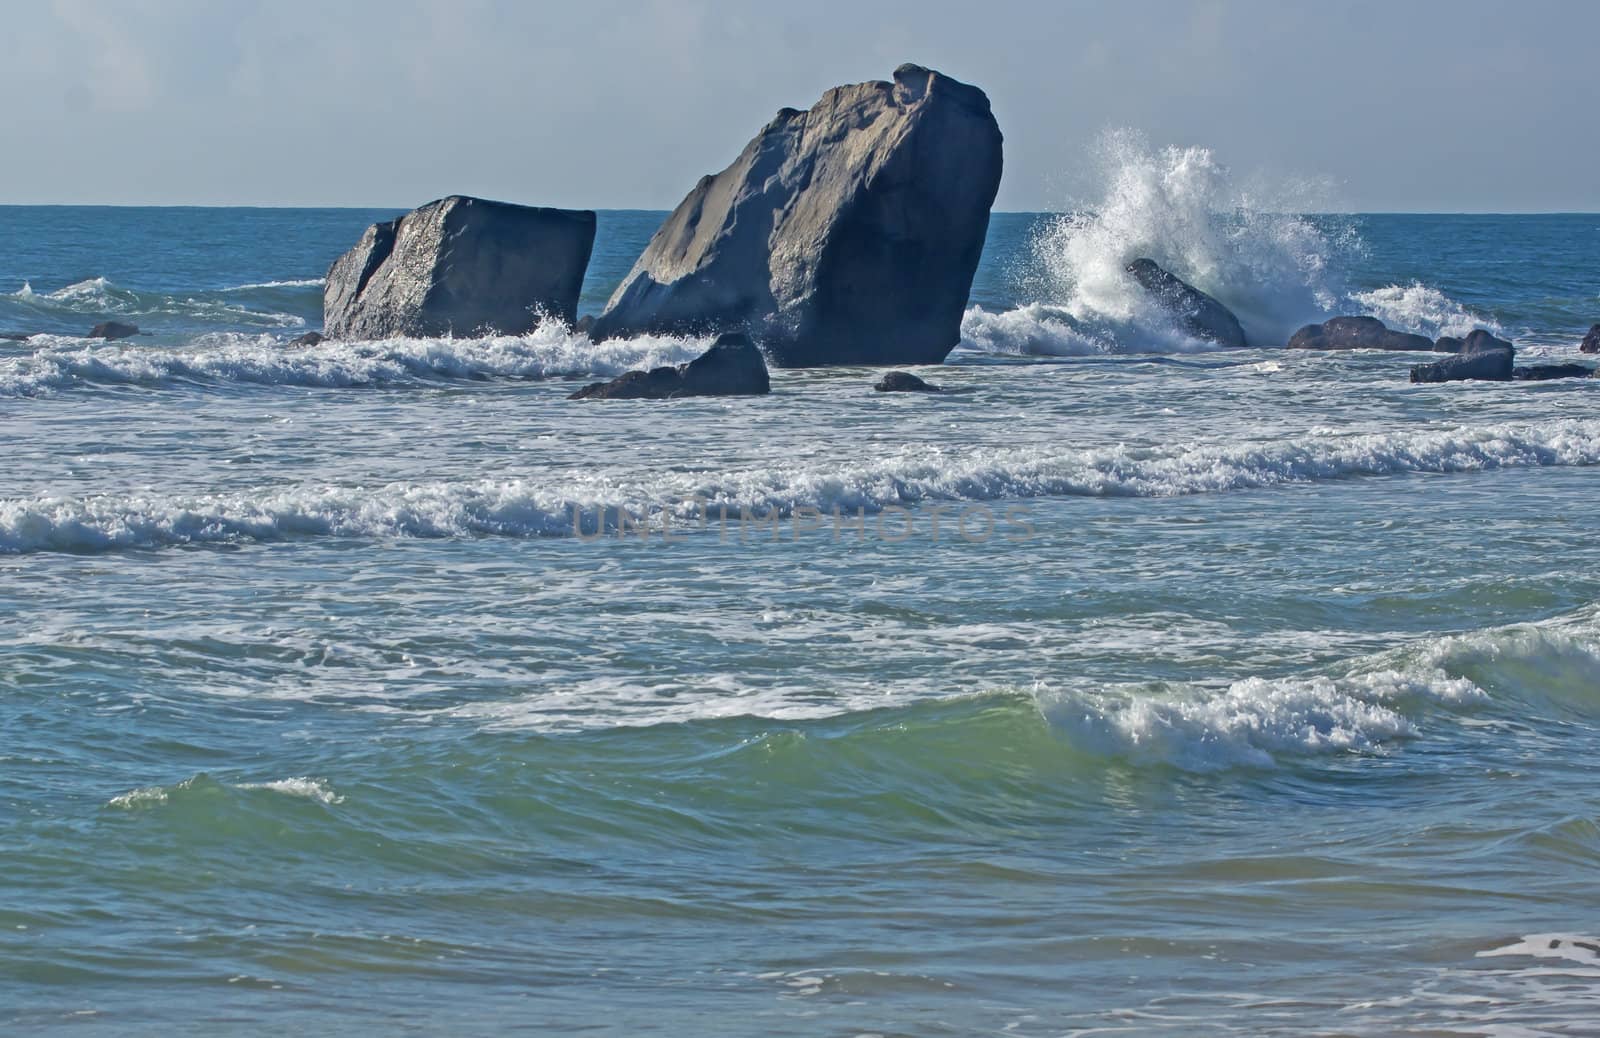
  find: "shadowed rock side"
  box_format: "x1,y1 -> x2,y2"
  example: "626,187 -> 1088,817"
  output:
1124,259 -> 1247,348
324,196 -> 596,341
590,64 -> 1004,367
1411,333 -> 1515,383
1582,324 -> 1600,354
1287,316 -> 1433,351
874,371 -> 943,392
569,333 -> 771,400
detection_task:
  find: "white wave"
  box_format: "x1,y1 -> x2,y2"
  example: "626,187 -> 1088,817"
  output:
1037,667 -> 1484,771
108,774 -> 343,808
234,777 -> 343,804
0,322 -> 709,396
222,278 -> 325,291
962,302 -> 1220,356
5,276 -> 306,329
1350,282 -> 1505,340
998,130 -> 1345,355
5,417 -> 1597,554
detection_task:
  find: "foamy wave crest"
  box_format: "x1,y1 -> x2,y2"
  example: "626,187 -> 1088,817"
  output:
0,323 -> 709,396
108,774 -> 342,809
5,418 -> 1596,554
7,276 -> 305,329
1350,282 -> 1505,340
222,279 -> 324,291
980,130 -> 1346,356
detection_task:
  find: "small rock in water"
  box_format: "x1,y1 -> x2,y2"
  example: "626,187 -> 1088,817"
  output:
89,321 -> 139,340
569,332 -> 770,400
1287,315 -> 1432,351
1513,363 -> 1593,381
286,331 -> 324,348
1580,323 -> 1600,354
874,371 -> 943,393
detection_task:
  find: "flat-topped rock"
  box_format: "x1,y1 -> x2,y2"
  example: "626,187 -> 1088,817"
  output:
569,332 -> 770,401
590,64 -> 1003,367
324,195 -> 596,341
1287,316 -> 1432,352
1125,259 -> 1247,348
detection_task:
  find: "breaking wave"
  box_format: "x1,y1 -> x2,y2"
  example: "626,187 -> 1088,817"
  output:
5,276 -> 307,330
4,417 -> 1595,554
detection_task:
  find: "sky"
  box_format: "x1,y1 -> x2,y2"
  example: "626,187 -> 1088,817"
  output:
3,0 -> 1598,212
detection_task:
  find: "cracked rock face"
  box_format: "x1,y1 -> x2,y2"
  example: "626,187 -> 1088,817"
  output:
591,64 -> 1004,368
324,196 -> 595,341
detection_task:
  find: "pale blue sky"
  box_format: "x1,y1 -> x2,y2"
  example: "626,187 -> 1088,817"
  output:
4,0 -> 1597,211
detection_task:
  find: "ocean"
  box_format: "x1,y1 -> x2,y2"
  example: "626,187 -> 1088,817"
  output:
3,145 -> 1599,1034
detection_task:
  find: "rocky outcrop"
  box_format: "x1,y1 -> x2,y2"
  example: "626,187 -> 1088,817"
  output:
324,196 -> 596,341
1410,335 -> 1515,383
286,331 -> 324,348
874,371 -> 943,393
1514,363 -> 1593,381
1124,259 -> 1247,348
89,321 -> 139,341
590,64 -> 1003,368
568,333 -> 770,400
1287,316 -> 1432,352
1434,329 -> 1515,355
1581,324 -> 1600,354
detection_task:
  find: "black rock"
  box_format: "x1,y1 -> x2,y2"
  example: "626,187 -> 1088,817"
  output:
569,332 -> 771,400
324,195 -> 596,340
1410,346 -> 1515,384
89,321 -> 139,341
572,315 -> 596,337
1513,363 -> 1594,381
1582,324 -> 1600,354
874,371 -> 943,393
1462,329 -> 1515,354
1,332 -> 36,341
1433,336 -> 1464,354
286,331 -> 324,348
1125,258 -> 1247,348
1287,316 -> 1433,351
591,64 -> 1003,367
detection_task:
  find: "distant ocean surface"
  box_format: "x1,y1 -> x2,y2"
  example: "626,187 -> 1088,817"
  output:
4,149 -> 1600,1033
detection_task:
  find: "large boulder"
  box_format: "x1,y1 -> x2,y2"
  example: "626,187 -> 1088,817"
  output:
589,64 -> 1004,367
569,333 -> 771,401
1124,259 -> 1247,348
1287,316 -> 1432,351
324,196 -> 596,340
89,321 -> 139,341
1581,324 -> 1600,354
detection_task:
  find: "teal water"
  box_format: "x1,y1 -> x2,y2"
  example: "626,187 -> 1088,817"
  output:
2,190 -> 1599,1034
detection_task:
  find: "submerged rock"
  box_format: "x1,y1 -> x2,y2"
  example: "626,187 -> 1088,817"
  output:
1410,343 -> 1515,384
89,321 -> 139,341
874,371 -> 943,393
1580,324 -> 1600,354
1124,259 -> 1247,348
324,195 -> 596,341
286,331 -> 324,348
1,331 -> 36,341
569,332 -> 771,400
1286,316 -> 1432,352
1513,363 -> 1594,381
590,64 -> 1004,368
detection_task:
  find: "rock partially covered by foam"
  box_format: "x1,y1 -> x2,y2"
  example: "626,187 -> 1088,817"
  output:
591,64 -> 1003,368
1581,324 -> 1600,354
1286,316 -> 1432,352
569,333 -> 770,400
1124,259 -> 1247,348
1410,334 -> 1515,383
324,196 -> 596,341
89,321 -> 139,341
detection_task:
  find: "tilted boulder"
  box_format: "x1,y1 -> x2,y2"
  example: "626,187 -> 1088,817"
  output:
1124,259 -> 1247,348
1287,316 -> 1432,352
324,196 -> 596,340
569,333 -> 771,401
590,64 -> 1003,367
1581,324 -> 1600,354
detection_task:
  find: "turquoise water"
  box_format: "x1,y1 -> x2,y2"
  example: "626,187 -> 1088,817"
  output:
2,187 -> 1599,1034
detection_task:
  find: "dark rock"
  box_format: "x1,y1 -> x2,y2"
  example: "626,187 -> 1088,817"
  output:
1124,259 -> 1247,348
1513,363 -> 1593,381
1461,329 -> 1515,354
89,321 -> 140,341
572,315 -> 595,337
874,371 -> 943,393
569,332 -> 770,400
1582,324 -> 1600,354
1410,346 -> 1515,384
1287,316 -> 1432,351
286,331 -> 324,348
590,64 -> 1003,368
1,332 -> 36,341
1434,336 -> 1464,354
324,195 -> 596,340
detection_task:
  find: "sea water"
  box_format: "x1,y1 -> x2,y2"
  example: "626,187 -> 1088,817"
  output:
3,142 -> 1599,1034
